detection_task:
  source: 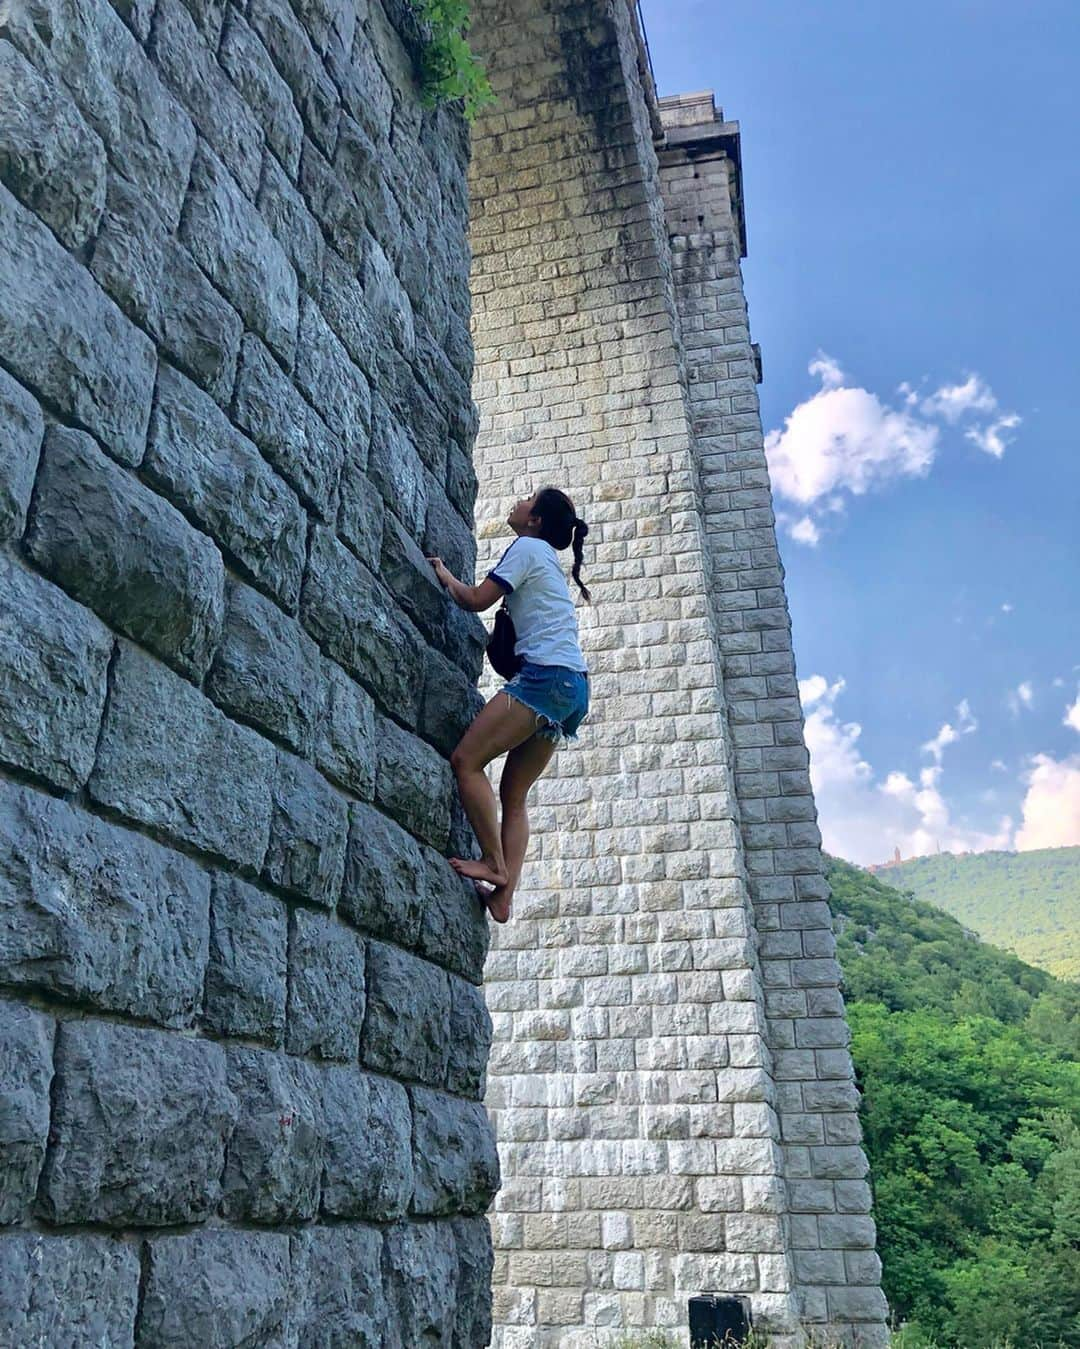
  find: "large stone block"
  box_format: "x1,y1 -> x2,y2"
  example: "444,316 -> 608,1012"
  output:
452,1216 -> 495,1349
38,1019 -> 236,1226
220,12 -> 302,178
0,782 -> 210,1026
374,714 -> 453,850
294,296 -> 371,461
319,246 -> 377,376
383,1220 -> 458,1349
446,976 -> 493,1099
417,845 -> 489,986
341,802 -> 425,943
381,511 -> 447,648
337,447 -> 384,569
315,659 -> 376,799
89,642 -> 275,869
265,751 -> 348,906
0,1234 -> 141,1345
247,0 -> 340,154
27,426 -> 225,680
0,37 -> 106,248
203,875 -> 288,1044
299,137 -> 367,272
425,477 -> 477,584
368,394 -> 427,538
150,0 -> 263,199
0,0 -> 196,229
234,333 -> 344,518
410,1088 -> 499,1217
206,580 -> 322,757
334,113 -> 401,262
361,941 -> 450,1088
291,1224 -> 387,1348
0,1002 -> 53,1224
146,365 -> 307,610
0,554 -> 112,791
419,647 -> 485,759
181,144 -> 298,365
138,1230 -> 292,1347
257,151 -> 325,295
222,1047 -> 322,1223
0,366 -> 43,541
320,1066 -> 413,1220
0,183 -> 156,466
286,910 -> 366,1060
300,526 -> 426,724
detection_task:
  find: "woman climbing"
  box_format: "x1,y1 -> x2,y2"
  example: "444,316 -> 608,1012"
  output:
427,487 -> 591,923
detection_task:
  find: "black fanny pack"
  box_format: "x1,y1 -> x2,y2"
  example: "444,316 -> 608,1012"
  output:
487,602 -> 523,680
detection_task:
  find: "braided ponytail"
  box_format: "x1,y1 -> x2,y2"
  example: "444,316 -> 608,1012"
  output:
570,517 -> 591,603
533,487 -> 592,603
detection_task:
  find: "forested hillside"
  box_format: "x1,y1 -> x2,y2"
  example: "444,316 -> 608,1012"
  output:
874,846 -> 1080,979
827,856 -> 1080,1347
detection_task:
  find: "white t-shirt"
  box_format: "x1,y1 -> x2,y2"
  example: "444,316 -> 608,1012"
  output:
488,536 -> 588,672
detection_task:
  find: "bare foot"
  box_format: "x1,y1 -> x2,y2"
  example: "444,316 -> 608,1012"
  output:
485,886 -> 513,924
450,855 -> 509,887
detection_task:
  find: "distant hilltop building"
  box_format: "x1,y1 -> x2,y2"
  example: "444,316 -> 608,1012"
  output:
866,847 -> 904,874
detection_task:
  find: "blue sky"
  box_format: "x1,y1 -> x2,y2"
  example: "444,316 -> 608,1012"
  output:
642,0 -> 1080,863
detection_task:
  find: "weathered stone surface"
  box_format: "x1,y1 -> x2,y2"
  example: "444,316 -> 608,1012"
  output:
381,510 -> 447,647
234,332 -> 343,516
301,526 -> 426,724
1,0 -> 196,229
265,752 -> 348,906
150,0 -> 264,200
221,13 -> 302,178
287,910 -> 366,1060
445,443 -> 478,527
365,235 -> 415,355
27,426 -> 225,680
383,1220 -> 458,1349
337,448 -> 384,569
146,365 -> 307,609
319,246 -> 377,376
89,642 -> 274,868
341,803 -> 424,944
442,603 -> 487,684
299,137 -> 367,272
289,0 -> 356,58
368,395 -> 427,538
257,151 -> 325,295
222,1048 -> 321,1223
108,0 -> 155,40
0,38 -> 106,248
453,1216 -> 495,1349
361,941 -> 450,1088
334,113 -> 401,261
0,781 -> 210,1026
419,644 -> 483,759
207,580 -> 322,756
0,554 -> 111,790
294,296 -> 371,459
181,144 -> 298,365
0,366 -> 43,542
330,23 -> 393,143
138,1230 -> 291,1347
0,1234 -> 140,1344
425,477 -> 476,583
248,0 -> 341,155
204,875 -> 288,1044
446,976 -> 493,1099
374,714 -> 453,850
417,847 -> 488,986
0,1002 -> 53,1224
320,1066 -> 413,1220
410,1088 -> 499,1217
316,660 -> 376,799
38,1019 -> 236,1226
291,1223 -> 387,1348
175,0 -> 226,45
0,183 -> 156,465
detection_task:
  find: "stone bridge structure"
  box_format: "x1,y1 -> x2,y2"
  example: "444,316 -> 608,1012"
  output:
0,0 -> 887,1344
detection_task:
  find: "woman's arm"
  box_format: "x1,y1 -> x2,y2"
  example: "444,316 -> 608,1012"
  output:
427,558 -> 506,613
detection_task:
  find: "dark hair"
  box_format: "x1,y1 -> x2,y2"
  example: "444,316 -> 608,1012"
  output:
532,487 -> 591,603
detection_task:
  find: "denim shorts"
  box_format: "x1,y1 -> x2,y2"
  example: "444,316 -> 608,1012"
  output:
504,662 -> 590,743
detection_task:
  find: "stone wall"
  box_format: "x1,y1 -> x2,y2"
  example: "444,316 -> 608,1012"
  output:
0,0 -> 498,1341
468,4 -> 888,1347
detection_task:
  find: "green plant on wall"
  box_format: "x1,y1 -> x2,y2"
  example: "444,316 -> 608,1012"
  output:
414,0 -> 494,119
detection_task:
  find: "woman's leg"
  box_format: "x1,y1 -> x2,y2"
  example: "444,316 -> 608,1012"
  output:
449,692 -> 543,886
485,734 -> 558,923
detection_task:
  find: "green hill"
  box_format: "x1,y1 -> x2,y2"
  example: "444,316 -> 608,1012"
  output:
827,856 -> 1080,1347
872,846 -> 1080,980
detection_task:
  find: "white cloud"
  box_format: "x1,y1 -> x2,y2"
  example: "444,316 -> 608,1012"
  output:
1064,691 -> 1080,735
920,374 -> 999,423
799,675 -> 1012,864
965,413 -> 1021,459
1008,681 -> 1035,716
765,357 -> 1017,545
1001,603 -> 1014,614
991,759 -> 1008,773
1015,754 -> 1080,850
921,699 -> 977,763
